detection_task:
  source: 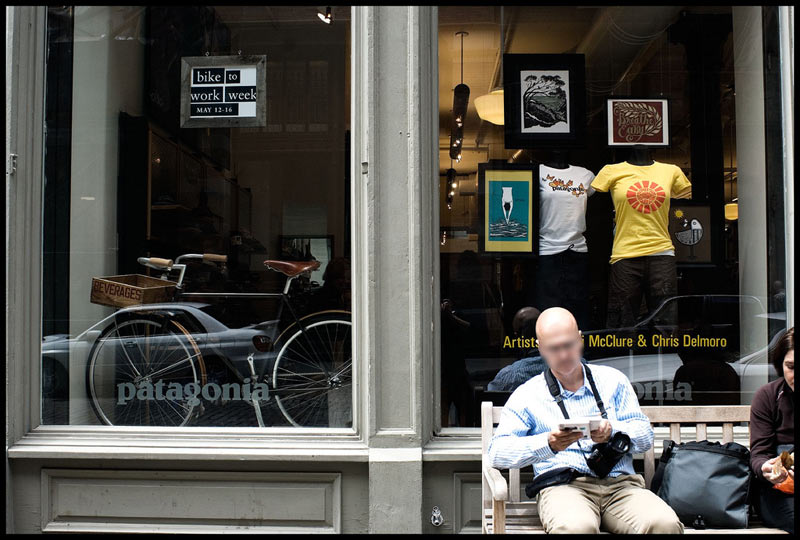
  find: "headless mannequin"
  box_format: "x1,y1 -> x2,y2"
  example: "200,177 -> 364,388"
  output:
535,148 -> 590,329
626,144 -> 655,166
607,144 -> 676,328
544,149 -> 570,170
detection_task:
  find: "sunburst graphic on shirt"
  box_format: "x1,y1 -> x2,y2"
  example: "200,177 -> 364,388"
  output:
626,180 -> 666,214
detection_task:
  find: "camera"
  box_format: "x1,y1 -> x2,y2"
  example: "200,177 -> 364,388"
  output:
586,431 -> 632,478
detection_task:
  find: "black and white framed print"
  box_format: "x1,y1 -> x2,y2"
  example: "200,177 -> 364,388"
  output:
503,54 -> 585,149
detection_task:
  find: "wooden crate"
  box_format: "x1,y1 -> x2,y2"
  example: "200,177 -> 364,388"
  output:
90,274 -> 177,308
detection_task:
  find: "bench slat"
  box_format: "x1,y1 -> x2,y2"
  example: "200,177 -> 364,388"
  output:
644,447 -> 656,487
509,468 -> 520,502
722,422 -> 734,443
484,503 -> 538,517
640,405 -> 750,423
670,423 -> 681,443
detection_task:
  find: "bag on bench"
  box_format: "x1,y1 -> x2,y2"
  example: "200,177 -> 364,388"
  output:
650,440 -> 751,529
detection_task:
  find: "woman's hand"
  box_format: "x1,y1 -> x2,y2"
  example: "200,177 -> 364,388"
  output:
762,456 -> 789,484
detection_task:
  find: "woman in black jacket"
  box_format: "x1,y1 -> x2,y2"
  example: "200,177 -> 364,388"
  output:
749,327 -> 794,533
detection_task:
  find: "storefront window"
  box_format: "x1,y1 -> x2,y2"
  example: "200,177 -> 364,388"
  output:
437,6 -> 789,427
40,6 -> 353,428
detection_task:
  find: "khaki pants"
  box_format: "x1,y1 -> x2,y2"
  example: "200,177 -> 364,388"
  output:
536,474 -> 684,534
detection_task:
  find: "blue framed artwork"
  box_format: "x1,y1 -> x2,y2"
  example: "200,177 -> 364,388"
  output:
477,161 -> 538,255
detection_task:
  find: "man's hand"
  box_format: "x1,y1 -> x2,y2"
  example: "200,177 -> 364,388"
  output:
762,456 -> 789,484
548,428 -> 584,452
590,419 -> 612,443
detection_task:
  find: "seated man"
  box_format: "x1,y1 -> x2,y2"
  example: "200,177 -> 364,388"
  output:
488,307 -> 683,534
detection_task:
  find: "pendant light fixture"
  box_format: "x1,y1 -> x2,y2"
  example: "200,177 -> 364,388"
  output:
317,6 -> 332,24
724,112 -> 738,221
446,160 -> 456,210
450,31 -> 470,162
475,7 -> 505,125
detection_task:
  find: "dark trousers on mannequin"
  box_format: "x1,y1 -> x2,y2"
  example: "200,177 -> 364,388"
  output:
534,249 -> 589,330
606,255 -> 677,328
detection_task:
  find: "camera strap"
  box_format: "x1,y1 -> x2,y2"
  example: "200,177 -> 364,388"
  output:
544,363 -> 608,420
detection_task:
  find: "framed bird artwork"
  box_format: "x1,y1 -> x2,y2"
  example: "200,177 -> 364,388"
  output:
669,204 -> 713,264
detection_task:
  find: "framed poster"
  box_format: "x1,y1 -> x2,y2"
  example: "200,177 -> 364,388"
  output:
477,162 -> 538,255
668,204 -> 712,263
503,54 -> 585,149
606,98 -> 670,146
180,54 -> 267,128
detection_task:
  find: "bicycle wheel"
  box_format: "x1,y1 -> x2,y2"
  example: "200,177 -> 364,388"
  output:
86,316 -> 206,426
272,311 -> 352,427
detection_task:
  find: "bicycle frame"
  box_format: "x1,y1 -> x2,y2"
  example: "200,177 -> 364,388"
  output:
91,253 -> 352,428
149,253 -> 335,381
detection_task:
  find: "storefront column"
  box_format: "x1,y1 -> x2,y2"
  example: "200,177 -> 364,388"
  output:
732,6 -> 769,400
352,6 -> 438,533
5,6 -> 48,533
779,6 -> 794,328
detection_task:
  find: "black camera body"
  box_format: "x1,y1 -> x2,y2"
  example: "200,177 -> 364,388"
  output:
585,431 -> 632,478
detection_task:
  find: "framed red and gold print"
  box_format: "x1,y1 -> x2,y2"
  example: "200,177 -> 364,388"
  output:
606,98 -> 670,147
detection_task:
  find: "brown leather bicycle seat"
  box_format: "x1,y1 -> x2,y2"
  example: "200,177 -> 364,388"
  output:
263,259 -> 321,277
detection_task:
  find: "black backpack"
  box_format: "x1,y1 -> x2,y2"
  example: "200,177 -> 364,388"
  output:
650,439 -> 752,529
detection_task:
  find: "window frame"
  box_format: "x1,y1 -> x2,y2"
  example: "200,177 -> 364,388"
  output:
427,4 -> 795,445
6,5 -> 373,460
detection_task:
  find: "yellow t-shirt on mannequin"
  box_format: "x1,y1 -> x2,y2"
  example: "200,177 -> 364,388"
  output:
591,161 -> 692,264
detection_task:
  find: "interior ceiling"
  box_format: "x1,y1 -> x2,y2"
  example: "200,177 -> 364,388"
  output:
439,6 -> 600,174
438,5 -> 731,175
214,6 -> 351,24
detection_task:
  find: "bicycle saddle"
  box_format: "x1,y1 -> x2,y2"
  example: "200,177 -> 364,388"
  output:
263,259 -> 321,276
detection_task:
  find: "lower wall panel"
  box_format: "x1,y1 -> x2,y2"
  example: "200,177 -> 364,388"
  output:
40,469 -> 341,533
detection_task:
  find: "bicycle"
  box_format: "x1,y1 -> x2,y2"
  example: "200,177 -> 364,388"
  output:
85,253 -> 352,428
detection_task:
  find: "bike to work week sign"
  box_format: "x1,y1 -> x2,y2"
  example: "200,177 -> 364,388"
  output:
180,55 -> 266,128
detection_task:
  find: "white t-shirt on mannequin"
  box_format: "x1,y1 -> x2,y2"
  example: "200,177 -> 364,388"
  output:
538,164 -> 595,256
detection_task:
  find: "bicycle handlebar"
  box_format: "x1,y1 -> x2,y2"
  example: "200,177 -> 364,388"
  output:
203,253 -> 228,263
139,253 -> 227,289
137,257 -> 173,270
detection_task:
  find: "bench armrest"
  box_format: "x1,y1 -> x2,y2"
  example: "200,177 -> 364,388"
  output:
483,464 -> 509,501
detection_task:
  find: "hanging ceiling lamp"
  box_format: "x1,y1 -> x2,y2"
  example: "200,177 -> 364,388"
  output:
450,31 -> 470,162
724,201 -> 738,221
724,119 -> 738,221
446,163 -> 456,210
475,7 -> 505,126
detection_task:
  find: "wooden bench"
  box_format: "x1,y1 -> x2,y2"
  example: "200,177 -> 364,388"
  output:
481,402 -> 788,534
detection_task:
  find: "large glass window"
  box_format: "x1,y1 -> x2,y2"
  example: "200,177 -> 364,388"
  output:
437,6 -> 789,427
41,6 -> 353,428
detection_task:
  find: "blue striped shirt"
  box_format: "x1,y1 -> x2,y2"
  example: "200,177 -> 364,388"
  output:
488,363 -> 654,477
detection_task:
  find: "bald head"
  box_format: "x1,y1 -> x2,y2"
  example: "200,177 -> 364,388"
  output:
535,307 -> 579,341
536,307 -> 583,373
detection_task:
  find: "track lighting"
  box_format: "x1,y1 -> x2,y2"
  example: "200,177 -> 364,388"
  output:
317,6 -> 332,24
